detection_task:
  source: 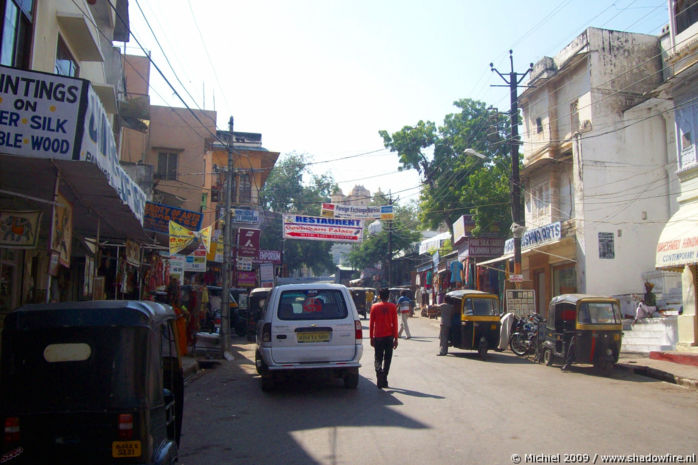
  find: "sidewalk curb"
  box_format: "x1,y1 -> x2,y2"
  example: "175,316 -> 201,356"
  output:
617,363 -> 698,391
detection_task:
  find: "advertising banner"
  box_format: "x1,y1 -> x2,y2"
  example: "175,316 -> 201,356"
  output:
237,228 -> 261,258
0,210 -> 42,248
321,203 -> 394,220
143,202 -> 203,234
169,221 -> 211,256
283,214 -> 363,243
452,214 -> 475,244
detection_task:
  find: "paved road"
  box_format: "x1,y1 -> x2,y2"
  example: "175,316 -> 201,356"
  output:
179,316 -> 698,465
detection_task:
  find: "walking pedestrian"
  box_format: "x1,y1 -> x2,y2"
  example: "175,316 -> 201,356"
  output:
397,290 -> 412,339
369,287 -> 398,389
437,302 -> 454,356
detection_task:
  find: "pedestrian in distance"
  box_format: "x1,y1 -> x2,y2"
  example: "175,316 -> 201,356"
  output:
437,302 -> 454,356
397,290 -> 412,339
369,287 -> 398,389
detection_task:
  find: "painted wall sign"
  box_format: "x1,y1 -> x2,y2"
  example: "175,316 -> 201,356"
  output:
0,210 -> 42,248
504,222 -> 561,254
144,201 -> 203,233
283,214 -> 363,243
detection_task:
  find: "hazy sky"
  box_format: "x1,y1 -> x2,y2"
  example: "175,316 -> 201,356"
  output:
126,0 -> 669,205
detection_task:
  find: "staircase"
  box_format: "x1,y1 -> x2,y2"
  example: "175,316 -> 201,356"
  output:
621,316 -> 678,354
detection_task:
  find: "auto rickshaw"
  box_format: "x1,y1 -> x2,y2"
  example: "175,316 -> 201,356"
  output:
444,289 -> 501,360
248,287 -> 272,341
348,287 -> 375,319
0,301 -> 184,464
540,294 -> 623,375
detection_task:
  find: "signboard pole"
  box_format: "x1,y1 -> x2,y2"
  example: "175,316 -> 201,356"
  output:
220,117 -> 234,357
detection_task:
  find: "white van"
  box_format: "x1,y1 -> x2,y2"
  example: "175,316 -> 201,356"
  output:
255,283 -> 363,390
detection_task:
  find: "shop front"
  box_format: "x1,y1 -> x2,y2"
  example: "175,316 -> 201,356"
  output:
478,221 -> 577,317
655,204 -> 698,348
0,66 -> 148,320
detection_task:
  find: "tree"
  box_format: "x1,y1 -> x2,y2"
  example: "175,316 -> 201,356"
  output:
259,152 -> 338,275
379,98 -> 520,236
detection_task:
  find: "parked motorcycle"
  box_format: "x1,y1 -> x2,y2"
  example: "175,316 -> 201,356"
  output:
510,313 -> 545,357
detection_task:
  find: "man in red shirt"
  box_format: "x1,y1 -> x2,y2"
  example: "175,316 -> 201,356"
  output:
369,287 -> 399,389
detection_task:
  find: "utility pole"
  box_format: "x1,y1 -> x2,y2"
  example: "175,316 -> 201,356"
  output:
221,116 -> 234,356
491,51 -> 532,285
387,192 -> 393,287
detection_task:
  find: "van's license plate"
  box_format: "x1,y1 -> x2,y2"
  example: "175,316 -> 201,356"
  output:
112,440 -> 141,458
297,332 -> 330,343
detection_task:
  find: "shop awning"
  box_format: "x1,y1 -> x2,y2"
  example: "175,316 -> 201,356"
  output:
656,205 -> 698,269
477,253 -> 514,267
0,155 -> 150,243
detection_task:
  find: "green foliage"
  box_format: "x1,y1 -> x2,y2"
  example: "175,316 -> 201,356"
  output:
380,98 -> 522,236
259,152 -> 338,275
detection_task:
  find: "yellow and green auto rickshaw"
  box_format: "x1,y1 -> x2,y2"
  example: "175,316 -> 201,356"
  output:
444,289 -> 501,360
541,294 -> 623,375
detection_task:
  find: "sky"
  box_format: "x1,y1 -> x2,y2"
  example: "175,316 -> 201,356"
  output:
125,0 -> 670,206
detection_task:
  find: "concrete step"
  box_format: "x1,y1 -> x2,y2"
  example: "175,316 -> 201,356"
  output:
621,316 -> 678,354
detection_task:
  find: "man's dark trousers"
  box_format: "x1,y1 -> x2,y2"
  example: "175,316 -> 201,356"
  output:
374,336 -> 394,381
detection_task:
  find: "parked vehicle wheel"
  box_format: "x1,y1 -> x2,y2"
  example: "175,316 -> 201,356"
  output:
255,351 -> 266,375
260,374 -> 275,392
509,333 -> 528,356
594,356 -> 614,377
478,338 -> 488,360
344,368 -> 359,389
544,348 -> 554,366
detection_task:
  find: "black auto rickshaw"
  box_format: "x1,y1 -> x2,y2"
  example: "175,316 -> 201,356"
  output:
248,287 -> 272,341
348,287 -> 374,319
541,294 -> 623,375
0,301 -> 184,464
444,290 -> 501,359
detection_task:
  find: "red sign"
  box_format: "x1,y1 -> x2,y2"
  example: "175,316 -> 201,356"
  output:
237,271 -> 257,287
237,228 -> 260,258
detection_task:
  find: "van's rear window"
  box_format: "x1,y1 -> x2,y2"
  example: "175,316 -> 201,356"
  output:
278,290 -> 349,320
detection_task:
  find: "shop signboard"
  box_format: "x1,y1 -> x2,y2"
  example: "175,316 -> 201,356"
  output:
238,228 -> 260,258
256,249 -> 281,264
259,263 -> 274,286
237,271 -> 257,287
144,201 -> 203,234
283,214 -> 363,243
505,289 -> 535,316
452,214 -> 475,244
504,222 -> 561,255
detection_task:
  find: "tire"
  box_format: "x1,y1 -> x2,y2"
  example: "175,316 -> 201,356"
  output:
544,348 -> 554,366
478,338 -> 488,360
510,333 -> 528,356
255,351 -> 266,375
344,368 -> 359,389
260,375 -> 275,392
594,356 -> 614,377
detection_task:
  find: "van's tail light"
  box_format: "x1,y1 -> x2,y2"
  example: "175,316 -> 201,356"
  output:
4,417 -> 19,443
262,323 -> 272,343
118,414 -> 134,440
354,320 -> 362,340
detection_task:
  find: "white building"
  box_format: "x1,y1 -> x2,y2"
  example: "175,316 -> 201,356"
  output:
512,27 -> 677,316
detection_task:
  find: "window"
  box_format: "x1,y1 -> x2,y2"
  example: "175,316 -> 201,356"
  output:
570,100 -> 579,133
54,37 -> 78,77
531,183 -> 549,220
536,117 -> 543,134
0,0 -> 33,68
675,0 -> 698,35
598,232 -> 615,259
238,172 -> 251,204
277,289 -> 348,321
156,152 -> 178,181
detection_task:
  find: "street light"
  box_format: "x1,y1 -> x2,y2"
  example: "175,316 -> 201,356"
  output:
464,148 -> 487,159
